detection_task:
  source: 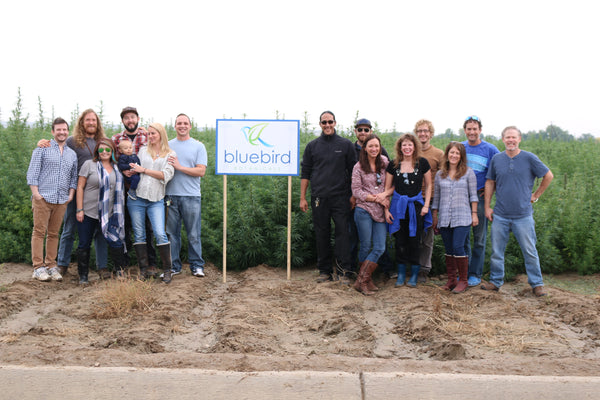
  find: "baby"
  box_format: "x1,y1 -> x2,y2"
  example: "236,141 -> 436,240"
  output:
117,140 -> 141,200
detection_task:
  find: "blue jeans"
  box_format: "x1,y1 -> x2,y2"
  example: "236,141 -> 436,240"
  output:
127,197 -> 169,245
489,214 -> 544,288
440,225 -> 471,257
58,200 -> 108,268
166,196 -> 204,272
353,207 -> 387,264
467,191 -> 487,278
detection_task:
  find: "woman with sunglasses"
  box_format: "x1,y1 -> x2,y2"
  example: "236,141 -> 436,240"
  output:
75,138 -> 127,284
127,123 -> 175,283
351,134 -> 390,295
383,133 -> 432,288
432,142 -> 478,293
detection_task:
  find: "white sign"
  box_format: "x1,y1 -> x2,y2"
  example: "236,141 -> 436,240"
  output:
216,119 -> 300,176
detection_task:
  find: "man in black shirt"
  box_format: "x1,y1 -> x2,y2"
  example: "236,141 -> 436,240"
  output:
300,111 -> 357,283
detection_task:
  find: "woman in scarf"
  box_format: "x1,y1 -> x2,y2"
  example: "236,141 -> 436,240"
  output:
127,123 -> 175,283
75,138 -> 127,284
384,133 -> 432,288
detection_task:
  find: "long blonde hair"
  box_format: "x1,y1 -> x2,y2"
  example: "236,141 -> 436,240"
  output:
147,123 -> 172,158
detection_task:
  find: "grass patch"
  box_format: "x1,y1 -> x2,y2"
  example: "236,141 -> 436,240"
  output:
93,279 -> 157,319
544,274 -> 600,295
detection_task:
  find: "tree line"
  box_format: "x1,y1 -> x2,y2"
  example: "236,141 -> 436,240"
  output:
2,90 -> 599,278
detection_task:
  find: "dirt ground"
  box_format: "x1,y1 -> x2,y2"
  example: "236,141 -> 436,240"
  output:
1,262 -> 599,376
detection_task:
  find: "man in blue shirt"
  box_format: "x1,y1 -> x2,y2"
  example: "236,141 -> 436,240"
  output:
165,113 -> 208,281
481,126 -> 553,297
462,116 -> 499,286
27,118 -> 78,281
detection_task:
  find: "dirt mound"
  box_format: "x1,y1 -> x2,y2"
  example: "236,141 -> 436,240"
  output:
1,263 -> 599,375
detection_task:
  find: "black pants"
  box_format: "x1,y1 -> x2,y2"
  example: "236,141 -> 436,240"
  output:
311,195 -> 352,275
394,202 -> 424,266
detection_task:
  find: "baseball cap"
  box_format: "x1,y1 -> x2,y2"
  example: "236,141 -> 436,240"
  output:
355,118 -> 372,128
120,107 -> 139,119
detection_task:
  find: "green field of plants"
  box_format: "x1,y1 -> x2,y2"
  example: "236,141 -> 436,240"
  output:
2,93 -> 599,279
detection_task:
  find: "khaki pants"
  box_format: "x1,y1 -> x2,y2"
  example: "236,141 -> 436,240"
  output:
31,198 -> 68,270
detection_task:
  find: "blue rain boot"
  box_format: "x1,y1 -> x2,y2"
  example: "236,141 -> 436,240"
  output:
407,264 -> 420,288
394,264 -> 406,287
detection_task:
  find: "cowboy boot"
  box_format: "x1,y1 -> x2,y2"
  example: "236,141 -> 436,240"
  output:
365,261 -> 379,291
353,260 -> 367,292
441,254 -> 457,291
452,256 -> 469,293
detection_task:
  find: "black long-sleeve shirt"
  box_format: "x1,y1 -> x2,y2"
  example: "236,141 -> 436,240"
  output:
301,131 -> 356,198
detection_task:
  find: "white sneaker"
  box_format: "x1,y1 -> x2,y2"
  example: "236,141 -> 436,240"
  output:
47,267 -> 63,281
32,267 -> 51,281
159,270 -> 181,278
192,267 -> 205,277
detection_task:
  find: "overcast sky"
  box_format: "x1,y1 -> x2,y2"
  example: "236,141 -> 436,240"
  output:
2,0 -> 599,137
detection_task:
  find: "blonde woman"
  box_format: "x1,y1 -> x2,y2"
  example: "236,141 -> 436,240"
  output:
127,123 -> 175,283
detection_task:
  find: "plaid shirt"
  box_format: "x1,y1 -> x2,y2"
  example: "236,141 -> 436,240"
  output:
27,140 -> 78,204
112,129 -> 148,156
432,168 -> 479,228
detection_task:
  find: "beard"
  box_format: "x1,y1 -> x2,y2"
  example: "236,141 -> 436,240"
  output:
125,122 -> 139,133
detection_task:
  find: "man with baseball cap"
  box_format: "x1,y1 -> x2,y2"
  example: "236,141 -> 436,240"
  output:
112,107 -> 148,156
112,107 -> 158,275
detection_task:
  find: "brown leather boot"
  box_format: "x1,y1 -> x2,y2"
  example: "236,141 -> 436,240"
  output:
441,254 -> 457,291
354,261 -> 375,295
452,256 -> 469,293
364,261 -> 379,291
353,261 -> 366,292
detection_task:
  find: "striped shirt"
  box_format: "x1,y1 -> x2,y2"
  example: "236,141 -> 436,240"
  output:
27,140 -> 78,204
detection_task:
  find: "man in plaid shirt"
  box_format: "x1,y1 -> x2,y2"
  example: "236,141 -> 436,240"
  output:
27,118 -> 78,281
112,106 -> 148,156
111,106 -> 157,271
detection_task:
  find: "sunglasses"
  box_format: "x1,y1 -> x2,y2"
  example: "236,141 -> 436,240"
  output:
320,120 -> 335,125
98,148 -> 112,153
357,128 -> 370,133
465,115 -> 480,122
376,173 -> 382,186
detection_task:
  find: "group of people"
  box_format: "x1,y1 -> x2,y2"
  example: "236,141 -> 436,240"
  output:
300,112 -> 553,297
28,109 -> 553,297
27,107 -> 208,285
